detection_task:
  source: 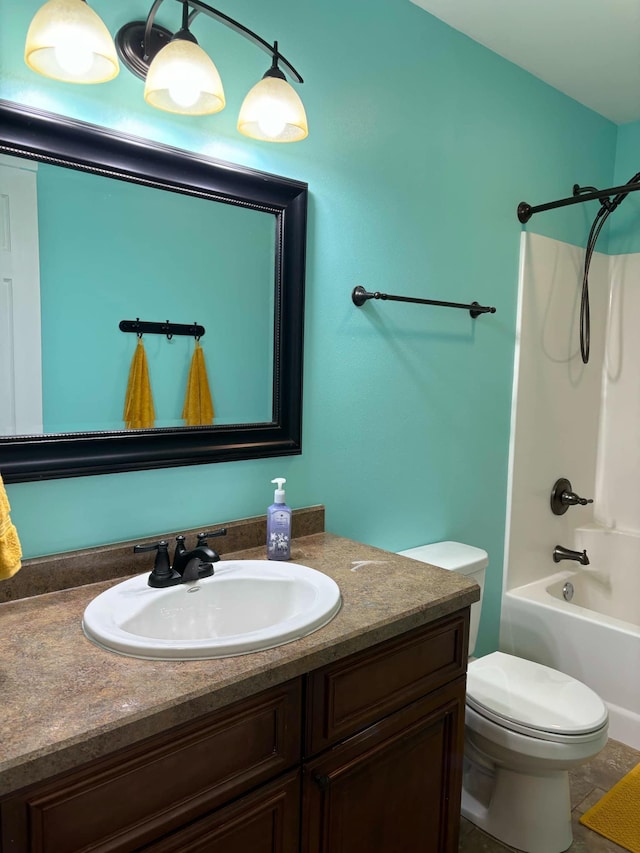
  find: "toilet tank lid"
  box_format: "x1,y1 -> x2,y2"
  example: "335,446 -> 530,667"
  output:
397,541 -> 488,575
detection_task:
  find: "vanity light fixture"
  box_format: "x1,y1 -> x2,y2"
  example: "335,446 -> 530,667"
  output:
143,1 -> 225,115
24,0 -> 120,84
24,0 -> 308,142
237,43 -> 307,143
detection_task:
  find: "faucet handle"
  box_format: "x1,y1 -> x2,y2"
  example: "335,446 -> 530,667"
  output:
550,478 -> 593,515
133,540 -> 180,587
563,492 -> 593,507
197,528 -> 227,545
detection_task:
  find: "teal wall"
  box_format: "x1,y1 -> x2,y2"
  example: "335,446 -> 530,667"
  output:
0,0 -> 618,655
37,163 -> 273,432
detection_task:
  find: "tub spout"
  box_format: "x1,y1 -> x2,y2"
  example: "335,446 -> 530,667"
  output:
553,545 -> 590,565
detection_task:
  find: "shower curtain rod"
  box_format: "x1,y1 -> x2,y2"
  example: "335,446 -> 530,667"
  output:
517,180 -> 640,223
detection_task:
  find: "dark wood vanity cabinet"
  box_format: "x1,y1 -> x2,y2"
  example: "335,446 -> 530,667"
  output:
301,610 -> 467,853
0,611 -> 468,853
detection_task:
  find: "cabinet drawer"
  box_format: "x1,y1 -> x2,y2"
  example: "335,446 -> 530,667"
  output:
304,611 -> 468,755
142,770 -> 300,853
1,679 -> 302,853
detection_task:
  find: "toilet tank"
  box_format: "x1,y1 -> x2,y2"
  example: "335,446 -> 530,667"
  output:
397,541 -> 488,656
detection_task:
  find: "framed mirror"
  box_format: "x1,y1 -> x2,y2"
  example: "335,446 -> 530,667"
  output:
0,99 -> 307,483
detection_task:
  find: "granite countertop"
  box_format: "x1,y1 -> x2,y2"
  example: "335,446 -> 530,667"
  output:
0,530 -> 479,798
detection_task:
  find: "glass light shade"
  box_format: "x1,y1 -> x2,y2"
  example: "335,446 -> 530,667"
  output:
238,76 -> 308,142
144,38 -> 225,115
24,0 -> 119,83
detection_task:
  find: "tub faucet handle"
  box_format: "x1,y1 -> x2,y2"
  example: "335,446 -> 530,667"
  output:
563,491 -> 593,507
550,478 -> 593,515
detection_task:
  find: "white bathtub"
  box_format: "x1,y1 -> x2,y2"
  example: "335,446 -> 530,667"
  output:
501,527 -> 640,750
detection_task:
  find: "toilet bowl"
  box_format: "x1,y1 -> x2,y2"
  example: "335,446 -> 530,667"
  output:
398,542 -> 609,853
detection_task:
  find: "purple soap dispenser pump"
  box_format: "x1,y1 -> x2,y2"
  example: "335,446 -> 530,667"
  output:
266,477 -> 291,561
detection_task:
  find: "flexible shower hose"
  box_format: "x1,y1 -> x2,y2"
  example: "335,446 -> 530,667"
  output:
580,171 -> 640,363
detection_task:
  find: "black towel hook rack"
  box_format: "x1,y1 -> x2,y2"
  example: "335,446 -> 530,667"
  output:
351,286 -> 496,319
119,318 -> 206,339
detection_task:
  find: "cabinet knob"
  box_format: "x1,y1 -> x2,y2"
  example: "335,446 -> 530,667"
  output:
314,774 -> 331,791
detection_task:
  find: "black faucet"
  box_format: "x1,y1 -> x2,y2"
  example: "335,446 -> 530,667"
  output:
172,544 -> 218,582
553,545 -> 590,566
134,528 -> 227,587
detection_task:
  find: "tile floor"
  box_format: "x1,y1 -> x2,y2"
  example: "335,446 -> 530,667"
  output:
459,738 -> 640,852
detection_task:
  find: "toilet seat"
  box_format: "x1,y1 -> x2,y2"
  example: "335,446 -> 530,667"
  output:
467,652 -> 608,744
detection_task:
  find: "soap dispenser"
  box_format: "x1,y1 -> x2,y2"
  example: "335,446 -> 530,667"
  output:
266,477 -> 291,560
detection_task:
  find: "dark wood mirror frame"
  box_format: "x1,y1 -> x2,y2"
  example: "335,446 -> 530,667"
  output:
0,99 -> 307,483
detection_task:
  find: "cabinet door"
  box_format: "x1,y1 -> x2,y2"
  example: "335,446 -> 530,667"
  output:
141,770 -> 300,853
302,677 -> 465,853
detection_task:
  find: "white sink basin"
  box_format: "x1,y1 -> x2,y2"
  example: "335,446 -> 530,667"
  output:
82,560 -> 341,660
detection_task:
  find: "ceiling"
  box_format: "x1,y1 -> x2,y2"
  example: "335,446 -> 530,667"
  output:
410,0 -> 640,124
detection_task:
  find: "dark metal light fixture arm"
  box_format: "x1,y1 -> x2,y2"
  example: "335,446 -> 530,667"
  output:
187,0 -> 303,81
143,0 -> 165,61
351,286 -> 496,318
138,0 -> 303,82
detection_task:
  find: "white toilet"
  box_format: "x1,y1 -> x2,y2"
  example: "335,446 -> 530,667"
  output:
398,541 -> 609,853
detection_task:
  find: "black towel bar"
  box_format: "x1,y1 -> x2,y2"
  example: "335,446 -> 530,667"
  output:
351,286 -> 496,318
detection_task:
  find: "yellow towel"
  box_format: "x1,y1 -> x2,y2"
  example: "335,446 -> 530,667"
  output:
182,340 -> 214,426
0,472 -> 22,580
123,338 -> 155,430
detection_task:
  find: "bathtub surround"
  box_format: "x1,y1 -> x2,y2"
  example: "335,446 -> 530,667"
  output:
503,232 -> 607,592
502,232 -> 640,750
595,250 -> 640,529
